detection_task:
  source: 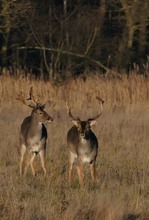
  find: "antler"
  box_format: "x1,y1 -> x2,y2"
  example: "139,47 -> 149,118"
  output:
27,87 -> 37,105
17,87 -> 37,108
28,87 -> 46,109
66,102 -> 78,121
89,96 -> 104,121
96,96 -> 104,104
16,90 -> 27,105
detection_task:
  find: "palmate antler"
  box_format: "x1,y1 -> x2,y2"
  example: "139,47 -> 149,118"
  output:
17,87 -> 39,108
27,87 -> 37,105
17,90 -> 31,107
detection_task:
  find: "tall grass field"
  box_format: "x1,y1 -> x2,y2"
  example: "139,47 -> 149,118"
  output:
0,74 -> 149,220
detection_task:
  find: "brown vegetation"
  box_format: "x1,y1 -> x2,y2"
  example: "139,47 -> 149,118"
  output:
0,74 -> 149,220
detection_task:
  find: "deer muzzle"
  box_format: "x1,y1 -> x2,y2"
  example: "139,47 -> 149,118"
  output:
80,132 -> 85,138
48,116 -> 53,122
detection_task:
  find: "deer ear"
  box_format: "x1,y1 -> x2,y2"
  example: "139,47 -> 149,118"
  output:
41,104 -> 45,109
89,120 -> 97,126
71,120 -> 79,127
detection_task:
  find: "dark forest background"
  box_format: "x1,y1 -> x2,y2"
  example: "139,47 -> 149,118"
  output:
0,0 -> 149,81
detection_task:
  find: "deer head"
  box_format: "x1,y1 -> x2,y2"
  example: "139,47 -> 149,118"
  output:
66,97 -> 104,138
17,87 -> 53,123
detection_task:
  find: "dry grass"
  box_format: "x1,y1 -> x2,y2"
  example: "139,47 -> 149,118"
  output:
0,74 -> 149,220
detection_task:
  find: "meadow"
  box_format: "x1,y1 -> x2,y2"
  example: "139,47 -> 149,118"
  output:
0,74 -> 149,220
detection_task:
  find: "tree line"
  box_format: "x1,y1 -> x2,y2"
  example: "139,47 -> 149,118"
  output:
0,0 -> 149,81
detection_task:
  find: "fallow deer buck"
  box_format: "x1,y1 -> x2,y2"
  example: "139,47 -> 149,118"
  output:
17,87 -> 53,178
66,97 -> 104,186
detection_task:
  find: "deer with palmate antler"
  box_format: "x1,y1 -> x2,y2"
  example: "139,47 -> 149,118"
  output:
17,87 -> 53,178
66,97 -> 104,186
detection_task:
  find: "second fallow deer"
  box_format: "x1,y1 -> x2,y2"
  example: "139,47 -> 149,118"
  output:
66,97 -> 104,186
17,87 -> 53,178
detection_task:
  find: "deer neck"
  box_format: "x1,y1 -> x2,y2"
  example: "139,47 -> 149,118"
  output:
29,115 -> 43,135
80,137 -> 87,144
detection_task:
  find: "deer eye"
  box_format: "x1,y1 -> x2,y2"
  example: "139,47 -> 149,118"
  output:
86,125 -> 90,130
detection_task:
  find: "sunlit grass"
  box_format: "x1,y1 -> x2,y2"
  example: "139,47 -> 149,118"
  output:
0,74 -> 149,219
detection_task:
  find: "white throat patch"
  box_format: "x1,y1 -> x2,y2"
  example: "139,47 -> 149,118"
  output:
80,137 -> 87,144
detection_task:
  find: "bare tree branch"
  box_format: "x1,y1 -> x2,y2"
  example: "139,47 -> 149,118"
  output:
18,46 -> 109,72
84,27 -> 97,55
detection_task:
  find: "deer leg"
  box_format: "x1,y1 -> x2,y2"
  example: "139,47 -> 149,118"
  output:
68,152 -> 76,186
24,160 -> 30,177
90,161 -> 96,182
24,152 -> 33,177
30,153 -> 36,176
19,145 -> 26,177
69,163 -> 73,186
77,161 -> 84,186
39,150 -> 47,178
